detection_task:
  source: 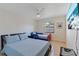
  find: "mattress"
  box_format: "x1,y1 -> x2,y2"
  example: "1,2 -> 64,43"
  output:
2,38 -> 50,56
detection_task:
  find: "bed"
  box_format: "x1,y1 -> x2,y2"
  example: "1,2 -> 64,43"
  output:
1,33 -> 51,56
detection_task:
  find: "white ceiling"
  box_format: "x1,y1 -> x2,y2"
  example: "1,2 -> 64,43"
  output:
0,3 -> 70,19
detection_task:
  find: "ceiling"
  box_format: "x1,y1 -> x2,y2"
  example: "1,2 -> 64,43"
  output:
0,3 -> 70,19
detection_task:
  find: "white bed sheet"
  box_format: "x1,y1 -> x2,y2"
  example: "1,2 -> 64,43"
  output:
2,38 -> 50,56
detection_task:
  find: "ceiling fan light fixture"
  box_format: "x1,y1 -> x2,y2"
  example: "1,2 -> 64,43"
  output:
35,8 -> 44,18
36,14 -> 40,17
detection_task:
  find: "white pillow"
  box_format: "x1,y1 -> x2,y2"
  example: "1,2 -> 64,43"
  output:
20,34 -> 28,40
5,35 -> 20,44
19,34 -> 28,40
38,34 -> 48,39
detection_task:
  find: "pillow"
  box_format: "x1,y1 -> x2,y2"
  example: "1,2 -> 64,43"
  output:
36,32 -> 43,34
31,32 -> 36,36
38,34 -> 48,39
19,34 -> 28,40
33,34 -> 39,39
5,35 -> 20,44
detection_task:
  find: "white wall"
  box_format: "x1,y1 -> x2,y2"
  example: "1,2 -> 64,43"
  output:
0,9 -> 34,49
34,15 -> 66,42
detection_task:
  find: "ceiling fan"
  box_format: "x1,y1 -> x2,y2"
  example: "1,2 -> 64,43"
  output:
35,8 -> 44,18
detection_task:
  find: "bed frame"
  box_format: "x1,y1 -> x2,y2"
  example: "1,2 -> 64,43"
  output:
1,34 -> 8,50
1,33 -> 51,56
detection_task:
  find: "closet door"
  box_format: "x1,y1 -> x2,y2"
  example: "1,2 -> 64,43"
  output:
76,29 -> 79,55
67,29 -> 77,53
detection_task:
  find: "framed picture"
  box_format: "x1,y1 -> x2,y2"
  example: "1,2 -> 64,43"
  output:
57,22 -> 63,29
